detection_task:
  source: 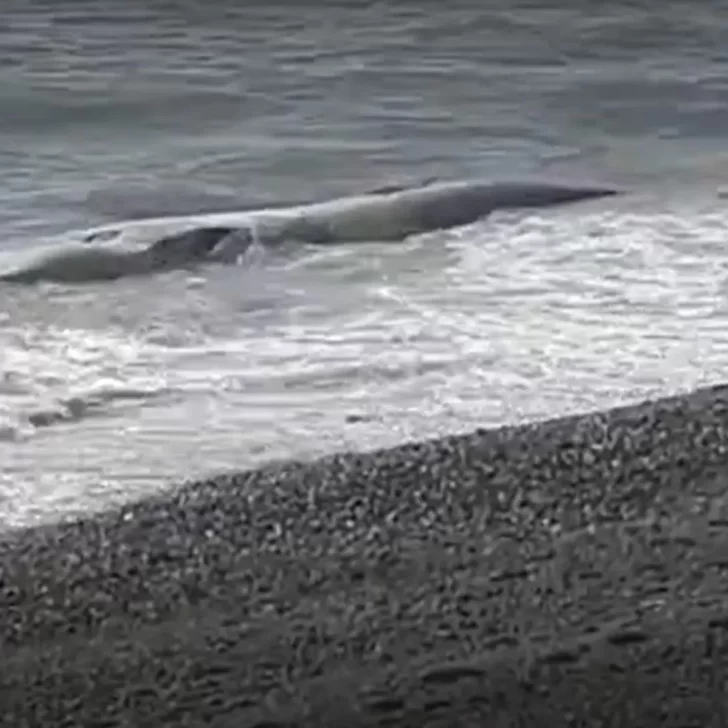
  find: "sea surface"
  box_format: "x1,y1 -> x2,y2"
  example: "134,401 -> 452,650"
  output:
2,0 -> 728,528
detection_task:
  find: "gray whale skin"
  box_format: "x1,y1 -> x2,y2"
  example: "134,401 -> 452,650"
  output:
1,178 -> 619,284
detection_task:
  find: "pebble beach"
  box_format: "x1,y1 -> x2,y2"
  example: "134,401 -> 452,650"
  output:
2,383 -> 727,726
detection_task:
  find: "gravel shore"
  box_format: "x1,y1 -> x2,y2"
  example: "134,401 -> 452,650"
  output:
1,384 -> 728,726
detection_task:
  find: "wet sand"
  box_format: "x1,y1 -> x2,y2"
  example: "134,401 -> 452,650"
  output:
1,384 -> 728,726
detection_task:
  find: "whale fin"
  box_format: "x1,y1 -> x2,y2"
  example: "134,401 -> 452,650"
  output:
366,176 -> 438,196
82,228 -> 123,244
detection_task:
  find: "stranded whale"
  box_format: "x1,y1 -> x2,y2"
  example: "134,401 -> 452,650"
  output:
0,178 -> 619,285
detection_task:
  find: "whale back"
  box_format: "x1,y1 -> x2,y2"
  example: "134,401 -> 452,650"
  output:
75,179 -> 618,252
276,181 -> 494,243
271,180 -> 618,244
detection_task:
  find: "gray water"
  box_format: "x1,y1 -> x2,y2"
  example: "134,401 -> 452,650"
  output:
2,0 -> 728,528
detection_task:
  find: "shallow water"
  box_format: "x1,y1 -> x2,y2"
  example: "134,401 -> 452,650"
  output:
2,0 -> 728,527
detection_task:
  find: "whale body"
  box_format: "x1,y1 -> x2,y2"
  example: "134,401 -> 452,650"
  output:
1,178 -> 619,285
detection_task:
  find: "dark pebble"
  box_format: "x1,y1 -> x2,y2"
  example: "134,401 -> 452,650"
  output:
2,383 -> 728,726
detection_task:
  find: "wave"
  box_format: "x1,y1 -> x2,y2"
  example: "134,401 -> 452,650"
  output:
0,384 -> 168,442
0,325 -> 171,441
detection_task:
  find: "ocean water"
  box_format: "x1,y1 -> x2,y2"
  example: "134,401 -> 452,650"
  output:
2,0 -> 728,528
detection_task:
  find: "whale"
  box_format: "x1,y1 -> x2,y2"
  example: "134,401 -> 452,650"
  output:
0,178 -> 619,285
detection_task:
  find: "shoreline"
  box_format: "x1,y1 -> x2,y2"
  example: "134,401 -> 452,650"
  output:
1,383 -> 728,725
